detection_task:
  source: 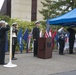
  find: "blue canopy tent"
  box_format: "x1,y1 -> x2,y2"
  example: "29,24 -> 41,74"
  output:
48,8 -> 76,26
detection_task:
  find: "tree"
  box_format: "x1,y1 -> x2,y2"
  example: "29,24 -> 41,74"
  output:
39,0 -> 59,20
71,0 -> 76,9
39,0 -> 76,20
54,0 -> 76,13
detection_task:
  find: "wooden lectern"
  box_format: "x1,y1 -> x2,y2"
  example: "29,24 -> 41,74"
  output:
38,37 -> 52,59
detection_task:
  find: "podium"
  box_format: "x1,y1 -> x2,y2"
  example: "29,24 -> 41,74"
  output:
38,37 -> 52,59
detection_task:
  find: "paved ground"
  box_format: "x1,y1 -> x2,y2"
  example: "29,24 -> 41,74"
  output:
50,70 -> 76,75
0,51 -> 76,75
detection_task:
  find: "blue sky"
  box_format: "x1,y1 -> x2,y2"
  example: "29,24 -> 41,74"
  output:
0,0 -> 4,10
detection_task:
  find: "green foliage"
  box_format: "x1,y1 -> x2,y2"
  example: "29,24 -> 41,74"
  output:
39,0 -> 60,20
0,15 -> 46,52
39,0 -> 76,20
0,15 -> 11,22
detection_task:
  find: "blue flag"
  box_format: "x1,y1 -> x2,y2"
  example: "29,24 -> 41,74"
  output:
17,28 -> 23,53
23,28 -> 28,53
5,32 -> 8,52
23,28 -> 28,42
46,19 -> 50,33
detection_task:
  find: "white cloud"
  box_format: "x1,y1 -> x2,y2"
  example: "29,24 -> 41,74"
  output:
0,0 -> 4,10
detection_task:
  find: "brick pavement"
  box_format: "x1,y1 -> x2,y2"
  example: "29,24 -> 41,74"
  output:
0,51 -> 76,75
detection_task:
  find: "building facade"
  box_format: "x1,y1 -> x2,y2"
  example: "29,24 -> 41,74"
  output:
0,0 -> 11,16
0,0 -> 44,21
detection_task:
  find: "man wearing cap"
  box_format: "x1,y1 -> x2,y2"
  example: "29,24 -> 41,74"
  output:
12,22 -> 18,60
0,20 -> 10,65
32,21 -> 40,57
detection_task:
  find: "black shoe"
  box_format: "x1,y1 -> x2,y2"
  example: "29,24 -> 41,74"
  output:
34,55 -> 37,57
69,52 -> 74,54
0,63 -> 6,65
12,57 -> 17,60
59,53 -> 64,55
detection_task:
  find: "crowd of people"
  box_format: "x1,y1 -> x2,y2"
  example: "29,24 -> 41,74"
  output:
0,20 -> 76,65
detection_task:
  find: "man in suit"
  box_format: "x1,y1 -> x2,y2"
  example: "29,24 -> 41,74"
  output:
0,20 -> 10,65
67,26 -> 75,54
12,23 -> 18,60
32,21 -> 40,57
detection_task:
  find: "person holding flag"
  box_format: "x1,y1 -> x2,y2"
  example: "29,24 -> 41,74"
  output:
32,21 -> 40,57
12,22 -> 18,60
0,20 -> 10,65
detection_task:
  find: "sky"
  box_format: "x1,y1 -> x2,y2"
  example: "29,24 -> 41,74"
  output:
0,0 -> 4,10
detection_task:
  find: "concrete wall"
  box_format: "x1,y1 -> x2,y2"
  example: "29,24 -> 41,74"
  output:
11,0 -> 31,21
11,0 -> 44,21
37,0 -> 43,21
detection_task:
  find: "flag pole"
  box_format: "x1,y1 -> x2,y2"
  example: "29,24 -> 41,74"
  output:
3,26 -> 17,68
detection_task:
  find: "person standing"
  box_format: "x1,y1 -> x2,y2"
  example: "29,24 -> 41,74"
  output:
12,23 -> 18,60
58,26 -> 66,55
67,26 -> 75,54
0,20 -> 10,65
32,21 -> 40,57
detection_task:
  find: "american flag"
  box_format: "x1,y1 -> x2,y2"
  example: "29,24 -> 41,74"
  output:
44,30 -> 49,38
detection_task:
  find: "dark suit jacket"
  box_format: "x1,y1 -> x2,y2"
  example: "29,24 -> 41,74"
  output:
33,27 -> 40,40
67,28 -> 75,41
0,25 -> 10,44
